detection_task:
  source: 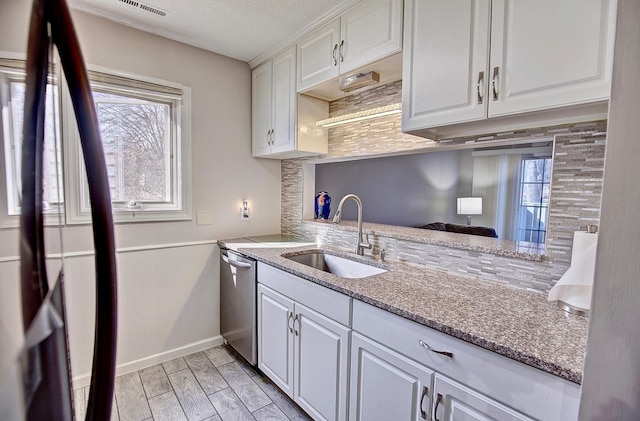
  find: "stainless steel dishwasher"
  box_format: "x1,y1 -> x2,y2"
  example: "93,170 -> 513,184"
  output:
220,247 -> 257,365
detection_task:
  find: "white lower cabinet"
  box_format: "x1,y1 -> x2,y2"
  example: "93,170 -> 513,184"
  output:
349,332 -> 434,421
352,300 -> 581,421
257,263 -> 351,421
257,263 -> 580,421
432,374 -> 533,421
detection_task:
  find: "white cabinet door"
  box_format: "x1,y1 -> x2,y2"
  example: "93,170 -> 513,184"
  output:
350,332 -> 433,421
297,19 -> 341,92
271,46 -> 297,154
294,303 -> 350,421
251,61 -> 273,156
340,0 -> 403,74
402,0 -> 490,131
257,284 -> 295,397
432,373 -> 533,421
488,0 -> 616,117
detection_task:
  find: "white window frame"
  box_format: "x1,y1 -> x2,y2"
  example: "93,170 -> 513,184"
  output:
0,55 -> 192,227
63,65 -> 192,224
0,54 -> 65,228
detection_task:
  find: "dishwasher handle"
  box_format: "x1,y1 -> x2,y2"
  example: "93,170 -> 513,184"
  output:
222,253 -> 253,269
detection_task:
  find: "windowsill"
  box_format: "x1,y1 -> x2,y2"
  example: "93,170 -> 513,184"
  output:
304,219 -> 545,262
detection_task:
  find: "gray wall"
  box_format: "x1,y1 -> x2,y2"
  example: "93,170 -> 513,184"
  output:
580,0 -> 640,418
315,150 -> 472,226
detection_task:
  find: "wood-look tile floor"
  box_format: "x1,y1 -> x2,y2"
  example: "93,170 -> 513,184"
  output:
73,345 -> 312,421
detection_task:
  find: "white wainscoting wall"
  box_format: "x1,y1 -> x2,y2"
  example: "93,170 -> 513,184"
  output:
0,241 -> 222,390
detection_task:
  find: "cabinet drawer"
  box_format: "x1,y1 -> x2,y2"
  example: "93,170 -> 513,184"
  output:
352,300 -> 580,421
258,263 -> 351,326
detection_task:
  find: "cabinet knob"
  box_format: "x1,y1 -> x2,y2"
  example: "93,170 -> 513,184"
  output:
433,393 -> 443,421
418,339 -> 453,358
420,385 -> 429,419
492,66 -> 500,101
293,314 -> 300,336
476,71 -> 485,105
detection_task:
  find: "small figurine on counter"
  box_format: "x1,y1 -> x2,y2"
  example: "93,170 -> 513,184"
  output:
314,191 -> 331,219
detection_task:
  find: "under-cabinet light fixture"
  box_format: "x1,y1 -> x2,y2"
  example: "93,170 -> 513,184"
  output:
316,103 -> 402,128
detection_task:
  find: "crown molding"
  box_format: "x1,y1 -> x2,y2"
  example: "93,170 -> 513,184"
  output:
248,0 -> 361,68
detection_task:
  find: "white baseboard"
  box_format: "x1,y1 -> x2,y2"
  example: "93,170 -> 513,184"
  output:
72,335 -> 224,390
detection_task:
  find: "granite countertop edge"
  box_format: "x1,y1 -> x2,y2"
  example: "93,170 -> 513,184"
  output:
222,241 -> 584,385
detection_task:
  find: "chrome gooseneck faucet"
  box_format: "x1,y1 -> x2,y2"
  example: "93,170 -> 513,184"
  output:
333,194 -> 372,256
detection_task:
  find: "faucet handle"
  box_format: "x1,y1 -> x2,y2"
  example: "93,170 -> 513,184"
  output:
380,248 -> 386,262
363,233 -> 372,249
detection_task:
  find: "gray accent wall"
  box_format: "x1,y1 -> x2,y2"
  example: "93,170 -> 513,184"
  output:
315,150 -> 472,226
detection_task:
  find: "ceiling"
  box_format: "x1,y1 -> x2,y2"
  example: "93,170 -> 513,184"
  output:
68,0 -> 352,64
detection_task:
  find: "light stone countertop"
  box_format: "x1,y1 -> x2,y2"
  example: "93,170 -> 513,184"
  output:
224,241 -> 587,384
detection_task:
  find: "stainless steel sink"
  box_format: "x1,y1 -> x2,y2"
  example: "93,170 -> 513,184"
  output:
285,251 -> 386,279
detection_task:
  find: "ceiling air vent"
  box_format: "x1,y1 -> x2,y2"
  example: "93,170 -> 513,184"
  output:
139,3 -> 167,16
116,0 -> 167,17
118,0 -> 139,7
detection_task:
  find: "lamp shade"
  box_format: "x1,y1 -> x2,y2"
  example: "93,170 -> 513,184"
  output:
457,197 -> 482,215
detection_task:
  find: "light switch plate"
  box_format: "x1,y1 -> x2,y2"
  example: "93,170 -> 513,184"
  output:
196,210 -> 212,225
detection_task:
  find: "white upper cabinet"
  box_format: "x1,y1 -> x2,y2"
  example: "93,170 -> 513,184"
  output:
297,0 -> 403,92
402,0 -> 617,138
340,0 -> 404,74
252,46 -> 328,159
402,0 -> 491,129
297,19 -> 342,92
271,48 -> 297,153
251,60 -> 274,157
489,0 -> 616,117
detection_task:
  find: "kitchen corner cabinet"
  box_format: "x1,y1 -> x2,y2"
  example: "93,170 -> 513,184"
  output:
297,0 -> 403,92
252,46 -> 328,159
352,300 -> 581,421
402,0 -> 617,137
350,332 -> 434,421
257,264 -> 350,421
432,374 -> 533,421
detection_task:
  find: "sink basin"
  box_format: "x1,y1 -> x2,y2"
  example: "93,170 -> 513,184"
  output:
285,252 -> 387,279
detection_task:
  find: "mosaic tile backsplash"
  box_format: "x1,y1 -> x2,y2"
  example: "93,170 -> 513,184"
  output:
281,81 -> 607,293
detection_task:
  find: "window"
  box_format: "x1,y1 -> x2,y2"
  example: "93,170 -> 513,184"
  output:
66,68 -> 192,223
1,60 -> 64,227
516,157 -> 552,244
1,58 -> 191,226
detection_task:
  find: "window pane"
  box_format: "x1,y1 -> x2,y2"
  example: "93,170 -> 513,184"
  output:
94,91 -> 170,203
7,81 -> 63,214
516,157 -> 551,244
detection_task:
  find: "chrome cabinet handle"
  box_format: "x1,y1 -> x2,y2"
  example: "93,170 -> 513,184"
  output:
288,313 -> 294,334
419,385 -> 429,419
270,128 -> 274,145
492,66 -> 499,101
476,71 -> 484,104
266,129 -> 271,145
339,40 -> 344,62
418,339 -> 453,358
293,314 -> 300,336
332,43 -> 338,66
433,393 -> 443,421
